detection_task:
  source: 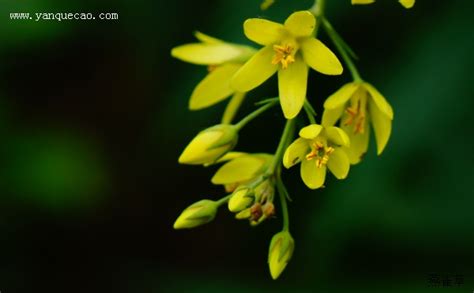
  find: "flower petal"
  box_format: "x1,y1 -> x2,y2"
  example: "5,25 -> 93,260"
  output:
211,155 -> 267,185
301,159 -> 326,189
283,138 -> 309,168
278,56 -> 308,119
327,148 -> 350,179
194,31 -> 223,44
189,64 -> 241,110
284,11 -> 316,38
322,106 -> 344,127
399,0 -> 415,9
244,18 -> 285,46
323,83 -> 359,109
369,99 -> 392,155
301,38 -> 343,75
341,121 -> 370,165
325,126 -> 350,147
299,124 -> 323,139
171,43 -> 248,65
364,83 -> 394,119
231,46 -> 278,92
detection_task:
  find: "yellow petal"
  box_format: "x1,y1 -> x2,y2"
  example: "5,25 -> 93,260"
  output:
327,148 -> 350,179
399,0 -> 415,9
284,11 -> 316,38
369,99 -> 392,155
244,18 -> 285,46
341,121 -> 370,165
231,46 -> 278,92
278,56 -> 308,119
325,126 -> 350,147
364,83 -> 394,119
211,154 -> 268,185
283,138 -> 309,168
171,43 -> 251,65
322,106 -> 344,127
189,64 -> 241,110
301,38 -> 343,75
299,124 -> 323,139
351,0 -> 376,4
324,83 -> 359,109
301,159 -> 326,189
194,31 -> 223,44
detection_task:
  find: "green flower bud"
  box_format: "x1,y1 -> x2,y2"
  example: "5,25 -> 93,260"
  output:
178,124 -> 238,165
228,186 -> 254,213
254,179 -> 275,202
235,208 -> 251,220
268,231 -> 295,280
173,199 -> 218,229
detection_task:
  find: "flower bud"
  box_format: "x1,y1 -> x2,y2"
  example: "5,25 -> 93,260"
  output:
268,231 -> 295,280
178,124 -> 238,165
228,186 -> 254,213
254,179 -> 275,202
173,199 -> 218,229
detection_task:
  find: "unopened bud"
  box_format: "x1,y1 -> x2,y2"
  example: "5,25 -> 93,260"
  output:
178,124 -> 238,165
173,199 -> 218,229
268,231 -> 295,280
228,186 -> 254,213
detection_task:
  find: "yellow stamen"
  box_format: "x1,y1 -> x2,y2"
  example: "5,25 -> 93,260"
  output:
272,44 -> 295,69
306,142 -> 334,168
343,92 -> 367,134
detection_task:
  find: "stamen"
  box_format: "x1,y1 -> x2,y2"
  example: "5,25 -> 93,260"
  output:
306,141 -> 334,168
272,44 -> 295,69
343,94 -> 367,134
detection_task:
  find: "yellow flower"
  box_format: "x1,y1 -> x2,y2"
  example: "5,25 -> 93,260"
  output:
283,124 -> 350,189
351,0 -> 415,9
173,199 -> 218,229
171,32 -> 256,110
178,124 -> 238,165
211,153 -> 273,190
321,82 -> 393,164
268,231 -> 294,280
231,11 -> 343,119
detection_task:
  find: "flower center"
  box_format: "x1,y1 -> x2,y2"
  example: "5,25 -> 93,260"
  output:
305,141 -> 335,168
272,44 -> 295,69
344,90 -> 368,134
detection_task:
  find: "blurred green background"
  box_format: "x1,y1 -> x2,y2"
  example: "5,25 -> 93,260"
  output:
0,0 -> 473,292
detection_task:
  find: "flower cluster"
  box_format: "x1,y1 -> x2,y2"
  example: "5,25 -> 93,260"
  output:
171,0 -> 413,280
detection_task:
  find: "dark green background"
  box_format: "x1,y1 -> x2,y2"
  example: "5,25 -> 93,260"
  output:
0,0 -> 473,292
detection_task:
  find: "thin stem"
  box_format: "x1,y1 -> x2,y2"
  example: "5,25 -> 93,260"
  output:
216,194 -> 232,206
267,119 -> 295,175
322,18 -> 363,82
276,177 -> 290,230
235,100 -> 278,130
221,92 -> 246,124
304,100 -> 317,124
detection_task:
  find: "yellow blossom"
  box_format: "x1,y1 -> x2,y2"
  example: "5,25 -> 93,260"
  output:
283,124 -> 350,189
268,231 -> 294,280
211,153 -> 273,192
351,0 -> 415,9
231,11 -> 343,119
173,199 -> 219,229
322,82 -> 393,164
178,124 -> 238,165
171,32 -> 256,110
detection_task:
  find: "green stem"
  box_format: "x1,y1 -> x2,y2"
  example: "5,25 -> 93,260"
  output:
221,92 -> 246,124
235,100 -> 278,130
267,119 -> 295,175
276,177 -> 290,230
322,18 -> 363,82
216,194 -> 232,206
304,100 -> 317,124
